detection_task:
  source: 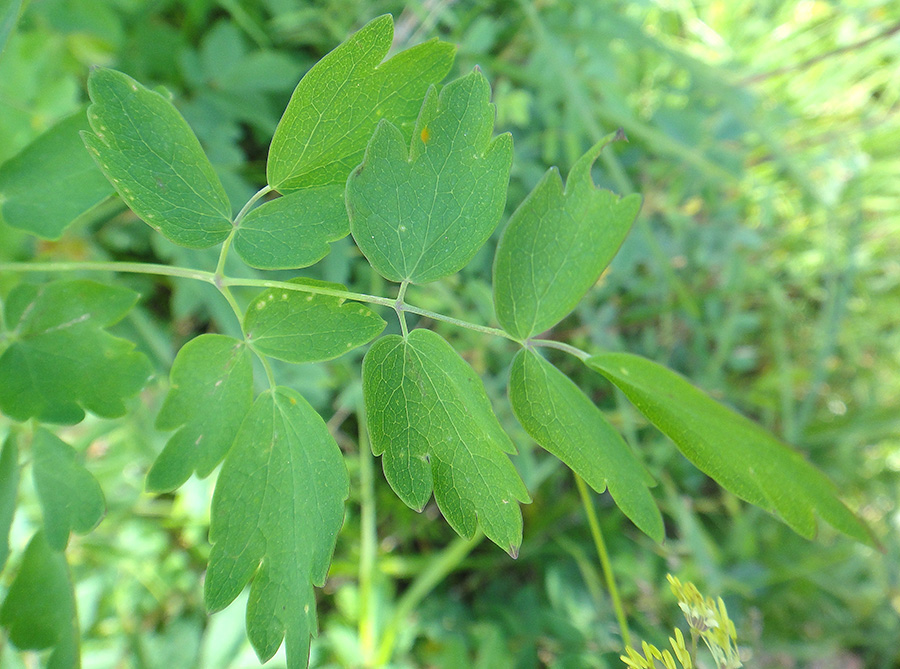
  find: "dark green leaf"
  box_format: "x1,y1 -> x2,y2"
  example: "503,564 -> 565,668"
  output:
493,136 -> 641,339
0,435 -> 17,570
233,185 -> 348,270
0,109 -> 114,239
267,14 -> 455,192
0,280 -> 152,424
244,279 -> 385,363
363,329 -> 530,556
204,387 -> 348,667
0,531 -> 80,667
347,70 -> 513,284
82,67 -> 233,248
148,334 -> 253,493
509,349 -> 663,541
586,352 -> 873,545
32,428 -> 105,551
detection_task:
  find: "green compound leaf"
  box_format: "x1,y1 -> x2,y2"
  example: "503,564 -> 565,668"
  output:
82,67 -> 233,249
363,329 -> 530,556
205,387 -> 348,667
0,530 -> 80,668
267,14 -> 455,192
244,279 -> 386,364
32,428 -> 105,551
586,352 -> 874,545
347,69 -> 514,284
0,280 -> 152,424
493,135 -> 641,340
147,334 -> 253,493
509,349 -> 663,541
233,185 -> 348,270
0,109 -> 114,239
0,435 -> 18,570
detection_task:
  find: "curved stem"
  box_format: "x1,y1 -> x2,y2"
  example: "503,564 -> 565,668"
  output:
395,280 -> 410,337
529,338 -> 590,361
233,184 -> 273,228
574,474 -> 631,649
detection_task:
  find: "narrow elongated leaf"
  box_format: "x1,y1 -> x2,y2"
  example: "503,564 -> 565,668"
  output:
363,329 -> 530,555
347,70 -> 513,284
204,387 -> 348,667
0,531 -> 80,667
493,135 -> 641,339
509,349 -> 663,541
0,280 -> 152,424
147,334 -> 253,493
0,109 -> 114,239
0,0 -> 21,55
267,14 -> 455,192
32,428 -> 105,551
0,436 -> 18,570
586,352 -> 873,545
244,279 -> 385,363
82,67 -> 233,248
233,185 -> 348,269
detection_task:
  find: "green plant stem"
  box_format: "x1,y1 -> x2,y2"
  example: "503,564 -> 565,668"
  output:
357,405 -> 378,664
574,473 -> 632,649
529,338 -> 590,361
233,184 -> 273,228
396,280 -> 410,337
375,531 -> 484,665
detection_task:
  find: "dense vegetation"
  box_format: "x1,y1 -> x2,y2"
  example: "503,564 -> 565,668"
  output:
1,1 -> 898,667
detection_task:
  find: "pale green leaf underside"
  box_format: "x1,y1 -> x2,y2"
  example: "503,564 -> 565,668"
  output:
233,185 -> 349,270
586,352 -> 873,545
82,67 -> 233,249
509,349 -> 663,541
244,278 -> 385,363
0,531 -> 79,666
0,109 -> 113,239
205,387 -> 348,667
493,136 -> 641,340
148,334 -> 253,493
32,428 -> 105,551
267,14 -> 455,192
0,436 -> 18,570
347,70 -> 513,284
363,329 -> 530,556
0,280 -> 152,424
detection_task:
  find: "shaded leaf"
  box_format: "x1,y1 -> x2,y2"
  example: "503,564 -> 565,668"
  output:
363,329 -> 530,555
0,530 -> 80,667
0,435 -> 17,570
0,109 -> 114,239
348,69 -> 513,284
0,0 -> 21,55
493,135 -> 641,339
0,280 -> 152,424
586,352 -> 873,545
32,428 -> 105,551
509,348 -> 663,541
148,334 -> 253,493
268,14 -> 455,192
244,278 -> 385,363
233,185 -> 348,269
204,387 -> 348,667
82,67 -> 233,248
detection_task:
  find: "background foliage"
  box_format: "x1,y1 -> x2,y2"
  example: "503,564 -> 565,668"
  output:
1,0 -> 898,667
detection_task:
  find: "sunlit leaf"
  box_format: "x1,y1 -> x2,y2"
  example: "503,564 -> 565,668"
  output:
32,428 -> 105,551
82,67 -> 233,248
347,69 -> 513,284
148,334 -> 253,493
267,14 -> 455,192
204,387 -> 349,667
493,135 -> 641,339
244,279 -> 386,363
0,280 -> 152,424
0,109 -> 113,239
363,329 -> 530,556
586,352 -> 873,545
509,348 -> 663,541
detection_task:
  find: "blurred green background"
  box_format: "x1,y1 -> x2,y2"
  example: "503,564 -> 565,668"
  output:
1,0 -> 899,667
